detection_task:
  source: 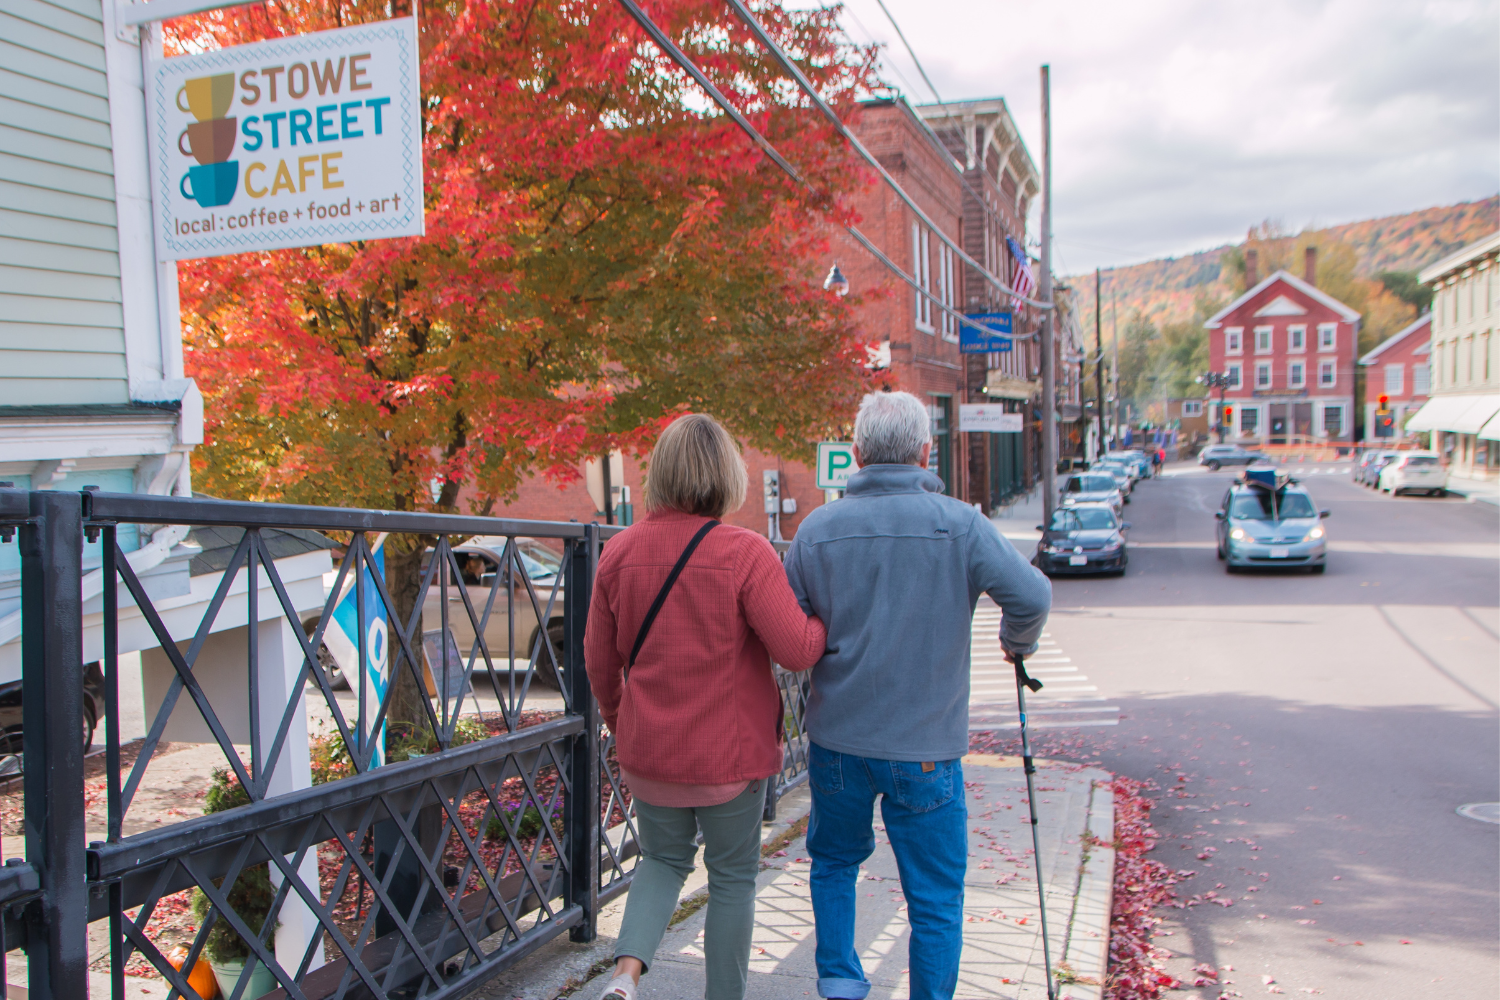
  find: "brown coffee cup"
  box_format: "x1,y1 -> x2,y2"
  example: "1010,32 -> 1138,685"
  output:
179,117 -> 239,165
175,73 -> 234,122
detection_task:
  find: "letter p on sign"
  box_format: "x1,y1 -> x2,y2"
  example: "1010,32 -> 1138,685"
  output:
816,442 -> 857,490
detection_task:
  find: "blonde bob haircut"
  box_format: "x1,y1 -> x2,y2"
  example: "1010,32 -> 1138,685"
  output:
643,414 -> 748,519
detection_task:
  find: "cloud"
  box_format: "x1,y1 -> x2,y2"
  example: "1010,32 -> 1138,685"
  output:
812,0 -> 1498,272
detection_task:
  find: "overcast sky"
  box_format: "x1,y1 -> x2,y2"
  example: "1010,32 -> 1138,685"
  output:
808,0 -> 1499,274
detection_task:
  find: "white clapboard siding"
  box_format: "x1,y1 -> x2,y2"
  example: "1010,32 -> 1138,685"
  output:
0,0 -> 127,407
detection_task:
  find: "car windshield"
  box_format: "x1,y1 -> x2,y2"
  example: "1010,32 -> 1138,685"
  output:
1069,476 -> 1117,492
1229,491 -> 1317,520
1051,508 -> 1118,531
516,542 -> 562,579
1404,456 -> 1439,467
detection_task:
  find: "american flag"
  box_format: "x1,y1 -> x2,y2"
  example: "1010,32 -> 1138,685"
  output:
1006,236 -> 1035,305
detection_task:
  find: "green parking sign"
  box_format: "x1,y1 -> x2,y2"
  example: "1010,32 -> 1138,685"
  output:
816,442 -> 857,489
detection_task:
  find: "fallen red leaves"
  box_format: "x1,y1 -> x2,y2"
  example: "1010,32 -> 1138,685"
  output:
1105,777 -> 1181,999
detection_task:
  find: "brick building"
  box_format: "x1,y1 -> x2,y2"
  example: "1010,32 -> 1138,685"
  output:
1357,314 -> 1431,442
1203,249 -> 1359,445
479,97 -> 1044,535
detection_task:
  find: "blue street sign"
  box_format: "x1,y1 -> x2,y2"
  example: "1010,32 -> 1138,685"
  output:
961,312 -> 1014,353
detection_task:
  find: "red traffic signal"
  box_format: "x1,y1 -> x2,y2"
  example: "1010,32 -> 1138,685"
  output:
1378,394 -> 1389,406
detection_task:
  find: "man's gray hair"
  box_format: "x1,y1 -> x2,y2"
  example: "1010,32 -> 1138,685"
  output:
854,391 -> 931,465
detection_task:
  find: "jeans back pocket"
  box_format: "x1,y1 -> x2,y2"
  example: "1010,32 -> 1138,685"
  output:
888,759 -> 955,813
808,742 -> 844,795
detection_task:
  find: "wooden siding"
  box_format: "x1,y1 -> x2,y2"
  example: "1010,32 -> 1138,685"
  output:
0,0 -> 127,406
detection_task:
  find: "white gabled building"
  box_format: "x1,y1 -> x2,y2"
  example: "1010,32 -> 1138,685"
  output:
1409,232 -> 1500,480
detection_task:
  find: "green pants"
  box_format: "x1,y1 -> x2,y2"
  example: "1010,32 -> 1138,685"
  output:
615,779 -> 766,1000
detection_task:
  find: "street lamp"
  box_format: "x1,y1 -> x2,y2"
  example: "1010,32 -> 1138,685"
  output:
1196,371 -> 1233,443
823,263 -> 850,297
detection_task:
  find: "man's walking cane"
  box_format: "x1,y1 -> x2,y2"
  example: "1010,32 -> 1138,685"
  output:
1013,653 -> 1056,1000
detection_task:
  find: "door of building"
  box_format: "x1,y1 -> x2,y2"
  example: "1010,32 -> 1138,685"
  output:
1269,403 -> 1288,443
1292,402 -> 1312,440
928,394 -> 953,495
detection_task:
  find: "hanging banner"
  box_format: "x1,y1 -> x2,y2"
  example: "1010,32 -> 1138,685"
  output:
958,405 -> 1023,433
150,17 -> 424,261
324,533 -> 389,767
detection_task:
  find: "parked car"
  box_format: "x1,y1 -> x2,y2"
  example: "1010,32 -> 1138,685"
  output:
1359,450 -> 1401,488
1214,473 -> 1329,573
422,537 -> 566,689
1092,461 -> 1134,500
1034,504 -> 1130,576
0,660 -> 106,756
1352,450 -> 1384,484
306,537 -> 567,691
1378,452 -> 1446,496
1059,473 -> 1124,517
1199,444 -> 1266,471
1106,450 -> 1150,480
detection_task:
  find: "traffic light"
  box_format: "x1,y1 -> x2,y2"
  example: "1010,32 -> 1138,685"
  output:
1378,394 -> 1389,408
1374,394 -> 1394,437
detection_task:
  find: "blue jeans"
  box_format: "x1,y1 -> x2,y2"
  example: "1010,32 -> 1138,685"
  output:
806,743 -> 967,1000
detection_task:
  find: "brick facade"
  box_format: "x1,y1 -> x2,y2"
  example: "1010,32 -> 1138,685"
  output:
1204,253 -> 1360,444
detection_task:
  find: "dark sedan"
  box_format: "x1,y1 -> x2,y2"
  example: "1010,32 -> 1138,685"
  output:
1034,504 -> 1130,576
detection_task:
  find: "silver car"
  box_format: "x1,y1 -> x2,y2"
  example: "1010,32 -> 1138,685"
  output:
1060,473 -> 1124,518
1215,480 -> 1329,573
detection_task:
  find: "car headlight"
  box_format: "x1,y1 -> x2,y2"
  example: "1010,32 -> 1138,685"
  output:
1230,527 -> 1246,540
1101,536 -> 1123,552
1306,525 -> 1324,541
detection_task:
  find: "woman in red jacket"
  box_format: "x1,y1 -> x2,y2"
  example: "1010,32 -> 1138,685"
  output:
586,414 -> 826,1000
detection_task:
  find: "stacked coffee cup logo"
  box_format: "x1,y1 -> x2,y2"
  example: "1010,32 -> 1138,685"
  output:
177,73 -> 239,208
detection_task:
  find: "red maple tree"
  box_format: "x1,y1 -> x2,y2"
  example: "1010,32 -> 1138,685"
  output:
171,0 -> 879,726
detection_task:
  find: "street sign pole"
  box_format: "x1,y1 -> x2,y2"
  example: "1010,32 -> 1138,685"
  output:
1039,65 -> 1056,524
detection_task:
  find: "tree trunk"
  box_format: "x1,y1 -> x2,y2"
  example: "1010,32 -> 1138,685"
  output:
384,537 -> 434,751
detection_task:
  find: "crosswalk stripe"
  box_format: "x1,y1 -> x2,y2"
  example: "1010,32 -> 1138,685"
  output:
969,604 -> 1118,729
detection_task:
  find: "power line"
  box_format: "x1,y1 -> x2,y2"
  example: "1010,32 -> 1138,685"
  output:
720,0 -> 1052,311
871,0 -> 942,104
612,0 -> 1041,339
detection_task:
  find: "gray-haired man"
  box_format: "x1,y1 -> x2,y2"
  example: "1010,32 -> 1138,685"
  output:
784,391 -> 1052,1000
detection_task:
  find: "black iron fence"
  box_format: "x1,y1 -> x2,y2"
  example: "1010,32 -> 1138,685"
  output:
0,488 -> 811,1000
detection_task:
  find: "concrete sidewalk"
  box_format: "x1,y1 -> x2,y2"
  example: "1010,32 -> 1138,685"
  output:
1444,472 -> 1500,506
516,757 -> 1115,1000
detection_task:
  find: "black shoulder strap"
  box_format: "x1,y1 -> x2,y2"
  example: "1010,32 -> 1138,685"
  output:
626,519 -> 719,680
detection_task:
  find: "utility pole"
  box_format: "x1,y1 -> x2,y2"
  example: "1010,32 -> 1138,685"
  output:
1039,64 -> 1056,522
1110,288 -> 1120,446
1095,268 -> 1106,461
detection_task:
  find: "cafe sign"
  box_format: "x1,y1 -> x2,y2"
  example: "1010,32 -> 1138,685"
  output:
150,17 -> 424,260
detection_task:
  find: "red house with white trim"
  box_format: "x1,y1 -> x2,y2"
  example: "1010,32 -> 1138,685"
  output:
1203,249 -> 1360,444
1358,314 -> 1431,441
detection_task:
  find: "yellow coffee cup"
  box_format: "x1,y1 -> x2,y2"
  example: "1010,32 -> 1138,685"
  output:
176,73 -> 235,122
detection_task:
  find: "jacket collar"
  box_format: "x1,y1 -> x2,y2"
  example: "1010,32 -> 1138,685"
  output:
844,463 -> 945,496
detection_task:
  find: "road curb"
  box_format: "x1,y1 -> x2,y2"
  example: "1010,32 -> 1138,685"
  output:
1058,776 -> 1116,999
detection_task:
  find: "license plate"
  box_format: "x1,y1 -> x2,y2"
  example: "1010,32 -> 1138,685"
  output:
1269,547 -> 1290,559
1069,555 -> 1088,566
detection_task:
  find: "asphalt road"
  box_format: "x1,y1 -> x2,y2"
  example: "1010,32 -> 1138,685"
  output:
1040,464 -> 1499,999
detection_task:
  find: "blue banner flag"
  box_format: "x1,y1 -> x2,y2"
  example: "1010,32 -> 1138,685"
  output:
323,533 -> 389,766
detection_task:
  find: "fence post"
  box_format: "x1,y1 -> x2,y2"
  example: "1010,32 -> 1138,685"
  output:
567,524 -> 600,942
21,491 -> 88,999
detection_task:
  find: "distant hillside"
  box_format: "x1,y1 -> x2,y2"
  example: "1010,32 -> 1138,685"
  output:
1076,196 -> 1499,338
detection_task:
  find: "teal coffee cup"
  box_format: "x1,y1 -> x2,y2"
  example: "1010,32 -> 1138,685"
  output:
180,161 -> 239,208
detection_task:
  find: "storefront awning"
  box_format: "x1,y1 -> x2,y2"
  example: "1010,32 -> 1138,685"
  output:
1404,394 -> 1500,434
1479,411 -> 1500,442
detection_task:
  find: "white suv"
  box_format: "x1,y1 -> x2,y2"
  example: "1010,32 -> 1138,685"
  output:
1377,452 -> 1446,496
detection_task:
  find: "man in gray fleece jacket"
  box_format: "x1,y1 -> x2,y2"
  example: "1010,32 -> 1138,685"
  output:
784,391 -> 1051,1000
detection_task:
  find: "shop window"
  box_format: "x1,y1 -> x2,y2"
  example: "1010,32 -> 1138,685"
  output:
1323,406 -> 1342,437
1240,408 -> 1259,434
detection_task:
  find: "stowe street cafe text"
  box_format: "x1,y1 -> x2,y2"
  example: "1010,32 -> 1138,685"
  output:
151,17 -> 423,260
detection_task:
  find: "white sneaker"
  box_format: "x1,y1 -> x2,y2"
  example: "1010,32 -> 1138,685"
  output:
600,973 -> 637,999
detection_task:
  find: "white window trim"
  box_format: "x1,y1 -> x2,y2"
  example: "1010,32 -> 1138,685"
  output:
1384,363 -> 1404,396
1288,361 -> 1305,388
1225,362 -> 1242,388
913,223 -> 934,333
1225,327 -> 1243,356
1318,359 -> 1337,388
1319,403 -> 1345,438
1255,361 -> 1272,389
1254,326 -> 1274,355
1182,400 -> 1203,416
1317,323 -> 1337,352
1287,324 -> 1306,353
939,244 -> 958,342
